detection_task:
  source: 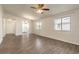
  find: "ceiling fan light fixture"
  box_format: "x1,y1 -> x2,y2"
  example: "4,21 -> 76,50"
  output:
36,9 -> 43,14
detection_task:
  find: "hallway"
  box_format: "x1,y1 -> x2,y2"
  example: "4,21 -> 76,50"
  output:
0,34 -> 79,54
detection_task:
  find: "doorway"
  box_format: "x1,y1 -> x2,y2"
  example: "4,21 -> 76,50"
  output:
6,19 -> 16,34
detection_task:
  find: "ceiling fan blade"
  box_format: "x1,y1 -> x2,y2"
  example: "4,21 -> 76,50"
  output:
31,7 -> 37,9
38,4 -> 44,8
42,8 -> 50,11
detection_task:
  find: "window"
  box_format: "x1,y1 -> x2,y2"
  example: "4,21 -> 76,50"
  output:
36,22 -> 42,30
22,21 -> 29,33
62,17 -> 70,31
55,18 -> 61,30
55,17 -> 70,31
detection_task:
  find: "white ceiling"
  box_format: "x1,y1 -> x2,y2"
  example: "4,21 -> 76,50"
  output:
3,4 -> 79,20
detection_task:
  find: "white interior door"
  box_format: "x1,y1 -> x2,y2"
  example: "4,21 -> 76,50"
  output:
6,20 -> 16,34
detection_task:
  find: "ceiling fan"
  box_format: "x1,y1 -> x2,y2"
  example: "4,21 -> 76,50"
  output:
31,4 -> 50,14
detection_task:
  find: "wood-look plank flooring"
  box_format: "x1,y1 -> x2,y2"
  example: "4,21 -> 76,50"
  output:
0,34 -> 79,54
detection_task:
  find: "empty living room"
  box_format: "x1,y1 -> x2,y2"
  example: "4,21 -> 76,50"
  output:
0,4 -> 79,54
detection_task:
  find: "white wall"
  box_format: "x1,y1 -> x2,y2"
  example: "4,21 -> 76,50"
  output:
0,5 -> 3,44
33,9 -> 79,45
2,18 -> 6,37
15,19 -> 22,35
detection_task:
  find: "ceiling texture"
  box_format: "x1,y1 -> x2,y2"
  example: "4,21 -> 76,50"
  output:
2,4 -> 79,20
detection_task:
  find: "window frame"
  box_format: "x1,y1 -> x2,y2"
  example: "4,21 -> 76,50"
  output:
54,16 -> 71,32
61,16 -> 71,32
